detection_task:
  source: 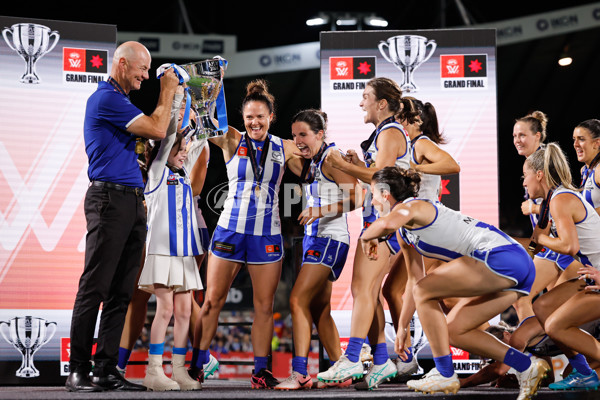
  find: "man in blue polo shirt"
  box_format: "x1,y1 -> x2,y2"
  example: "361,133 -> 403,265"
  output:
66,41 -> 180,392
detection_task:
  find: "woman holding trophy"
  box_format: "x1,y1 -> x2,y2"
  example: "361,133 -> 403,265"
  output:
192,77 -> 304,388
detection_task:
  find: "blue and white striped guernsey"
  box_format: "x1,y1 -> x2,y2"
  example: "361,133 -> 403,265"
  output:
304,143 -> 350,244
399,198 -> 519,262
582,167 -> 600,210
549,185 -> 600,269
410,134 -> 442,201
144,140 -> 206,257
362,118 -> 411,225
217,133 -> 286,235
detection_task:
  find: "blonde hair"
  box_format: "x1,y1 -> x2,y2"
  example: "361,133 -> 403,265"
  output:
526,142 -> 576,190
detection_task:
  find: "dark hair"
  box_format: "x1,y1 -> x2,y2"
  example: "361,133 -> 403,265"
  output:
372,166 -> 421,201
515,110 -> 548,142
398,97 -> 446,144
291,109 -> 328,139
577,119 -> 600,169
367,77 -> 403,114
241,79 -> 276,122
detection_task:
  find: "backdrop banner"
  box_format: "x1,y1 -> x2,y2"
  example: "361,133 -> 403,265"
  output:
0,15 -> 115,384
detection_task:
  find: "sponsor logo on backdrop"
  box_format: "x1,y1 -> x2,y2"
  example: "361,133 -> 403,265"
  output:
329,56 -> 375,91
440,54 -> 488,90
63,48 -> 108,85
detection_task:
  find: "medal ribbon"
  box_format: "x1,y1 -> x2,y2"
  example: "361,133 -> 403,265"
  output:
580,152 -> 600,188
300,142 -> 328,184
245,133 -> 271,186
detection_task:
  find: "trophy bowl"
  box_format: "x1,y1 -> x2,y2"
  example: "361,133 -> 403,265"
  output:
2,23 -> 60,84
180,59 -> 227,139
378,35 -> 437,92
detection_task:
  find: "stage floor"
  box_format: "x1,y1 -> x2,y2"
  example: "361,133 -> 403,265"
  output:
0,379 -> 597,400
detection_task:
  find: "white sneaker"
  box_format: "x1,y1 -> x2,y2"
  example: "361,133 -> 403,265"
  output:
274,371 -> 313,390
317,355 -> 364,382
406,367 -> 460,395
515,356 -> 550,400
203,354 -> 219,378
362,359 -> 397,389
396,356 -> 419,377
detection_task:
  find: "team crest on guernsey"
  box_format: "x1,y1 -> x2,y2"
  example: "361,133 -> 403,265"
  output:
271,151 -> 283,164
167,174 -> 179,185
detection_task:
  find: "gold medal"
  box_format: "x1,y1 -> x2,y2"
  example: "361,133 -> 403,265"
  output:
135,138 -> 145,155
369,161 -> 377,168
255,184 -> 262,198
294,184 -> 303,197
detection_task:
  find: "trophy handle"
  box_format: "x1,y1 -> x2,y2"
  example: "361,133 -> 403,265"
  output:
40,322 -> 57,346
2,28 -> 17,52
421,40 -> 437,64
46,31 -> 60,54
378,41 -> 394,64
0,320 -> 12,344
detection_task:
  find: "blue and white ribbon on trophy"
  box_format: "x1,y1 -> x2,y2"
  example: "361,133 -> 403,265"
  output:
156,63 -> 192,130
213,56 -> 229,135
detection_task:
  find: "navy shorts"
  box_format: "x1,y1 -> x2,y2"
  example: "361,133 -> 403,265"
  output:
199,227 -> 210,252
209,225 -> 283,264
302,236 -> 349,282
471,244 -> 536,295
361,221 -> 401,255
535,247 -> 576,271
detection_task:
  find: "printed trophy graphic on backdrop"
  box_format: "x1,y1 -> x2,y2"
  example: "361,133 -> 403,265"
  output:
2,23 -> 60,84
0,316 -> 57,378
378,35 -> 436,92
180,58 -> 228,139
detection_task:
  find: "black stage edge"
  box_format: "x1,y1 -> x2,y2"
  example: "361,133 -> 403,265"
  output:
0,380 -> 597,400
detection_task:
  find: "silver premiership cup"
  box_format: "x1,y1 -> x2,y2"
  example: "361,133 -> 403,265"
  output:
180,58 -> 227,139
2,23 -> 60,84
378,35 -> 437,92
0,316 -> 57,378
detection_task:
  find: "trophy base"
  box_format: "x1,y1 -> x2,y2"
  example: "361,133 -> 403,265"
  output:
20,74 -> 41,84
400,84 -> 418,92
16,367 -> 40,378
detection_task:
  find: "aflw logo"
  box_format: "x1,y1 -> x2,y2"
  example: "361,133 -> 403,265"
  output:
67,52 -> 82,68
335,60 -> 350,77
330,57 -> 376,80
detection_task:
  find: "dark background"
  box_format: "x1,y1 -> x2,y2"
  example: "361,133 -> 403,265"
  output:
4,1 -> 600,237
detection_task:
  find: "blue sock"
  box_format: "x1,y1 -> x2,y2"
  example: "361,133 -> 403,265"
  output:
402,347 -> 414,363
117,347 -> 132,370
330,359 -> 336,367
569,354 -> 594,376
345,337 -> 365,363
373,342 -> 389,365
196,349 -> 209,369
254,356 -> 268,372
292,356 -> 308,376
433,354 -> 454,377
149,342 -> 164,355
191,348 -> 199,369
173,346 -> 187,356
503,348 -> 531,373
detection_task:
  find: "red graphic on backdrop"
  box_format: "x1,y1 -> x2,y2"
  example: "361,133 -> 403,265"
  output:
357,61 -> 372,75
90,54 -> 104,69
469,59 -> 482,73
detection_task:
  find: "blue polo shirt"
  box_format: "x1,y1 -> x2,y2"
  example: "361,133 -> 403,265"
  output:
84,79 -> 145,187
